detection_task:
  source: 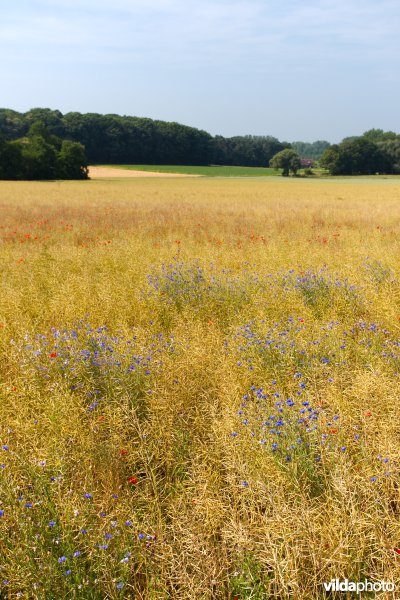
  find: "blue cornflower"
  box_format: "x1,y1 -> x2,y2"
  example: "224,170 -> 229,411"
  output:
116,582 -> 124,589
104,533 -> 112,539
125,520 -> 133,526
24,503 -> 32,508
98,544 -> 109,550
242,481 -> 249,487
2,445 -> 9,451
73,551 -> 81,557
84,493 -> 92,499
231,432 -> 238,437
370,476 -> 377,482
138,533 -> 146,539
80,529 -> 87,534
58,556 -> 67,563
340,447 -> 346,452
48,521 -> 56,527
0,510 -> 4,517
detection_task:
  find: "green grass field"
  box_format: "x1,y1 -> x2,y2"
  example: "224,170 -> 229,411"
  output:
1,177 -> 400,598
102,164 -> 281,176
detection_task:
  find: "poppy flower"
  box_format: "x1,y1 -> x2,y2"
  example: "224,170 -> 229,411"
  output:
365,410 -> 372,417
50,352 -> 57,358
127,476 -> 139,485
395,549 -> 400,555
119,449 -> 128,457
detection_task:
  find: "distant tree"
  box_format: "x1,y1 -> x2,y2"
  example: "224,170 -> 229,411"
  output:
291,140 -> 330,160
20,135 -> 58,179
379,138 -> 400,173
0,136 -> 23,179
362,128 -> 397,142
57,140 -> 88,179
320,138 -> 390,175
0,122 -> 89,180
269,148 -> 301,176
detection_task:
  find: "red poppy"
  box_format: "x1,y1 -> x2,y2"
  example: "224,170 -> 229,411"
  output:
127,476 -> 139,485
119,449 -> 128,456
395,549 -> 400,555
365,410 -> 372,417
50,352 -> 57,358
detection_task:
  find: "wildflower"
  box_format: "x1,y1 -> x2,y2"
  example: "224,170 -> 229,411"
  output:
119,449 -> 128,456
0,510 -> 4,517
50,352 -> 57,358
138,533 -> 146,539
2,446 -> 9,451
48,521 -> 56,527
84,493 -> 92,499
116,582 -> 124,589
24,503 -> 33,508
365,410 -> 372,417
104,533 -> 112,539
73,551 -> 81,557
395,549 -> 400,555
64,570 -> 71,576
242,481 -> 249,487
370,476 -> 377,482
127,476 -> 139,485
340,447 -> 346,452
125,520 -> 133,526
58,556 -> 67,563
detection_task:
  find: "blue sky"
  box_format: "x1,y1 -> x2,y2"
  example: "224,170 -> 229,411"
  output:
1,0 -> 399,141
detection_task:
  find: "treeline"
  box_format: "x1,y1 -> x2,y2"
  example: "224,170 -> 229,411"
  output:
0,108 -> 291,168
0,121 -> 88,180
320,129 -> 400,175
291,140 -> 330,160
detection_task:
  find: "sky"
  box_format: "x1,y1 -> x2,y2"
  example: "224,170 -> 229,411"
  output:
1,0 -> 399,142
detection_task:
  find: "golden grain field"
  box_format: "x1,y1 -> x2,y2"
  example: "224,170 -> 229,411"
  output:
1,177 -> 400,599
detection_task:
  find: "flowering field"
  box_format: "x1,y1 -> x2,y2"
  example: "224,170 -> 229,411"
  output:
1,177 -> 400,598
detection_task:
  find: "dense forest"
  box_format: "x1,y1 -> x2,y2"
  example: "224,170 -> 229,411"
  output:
0,120 -> 88,180
320,129 -> 400,175
1,108 -> 399,179
0,108 -> 293,168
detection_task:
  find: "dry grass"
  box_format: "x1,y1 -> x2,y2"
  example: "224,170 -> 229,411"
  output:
0,177 -> 400,598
